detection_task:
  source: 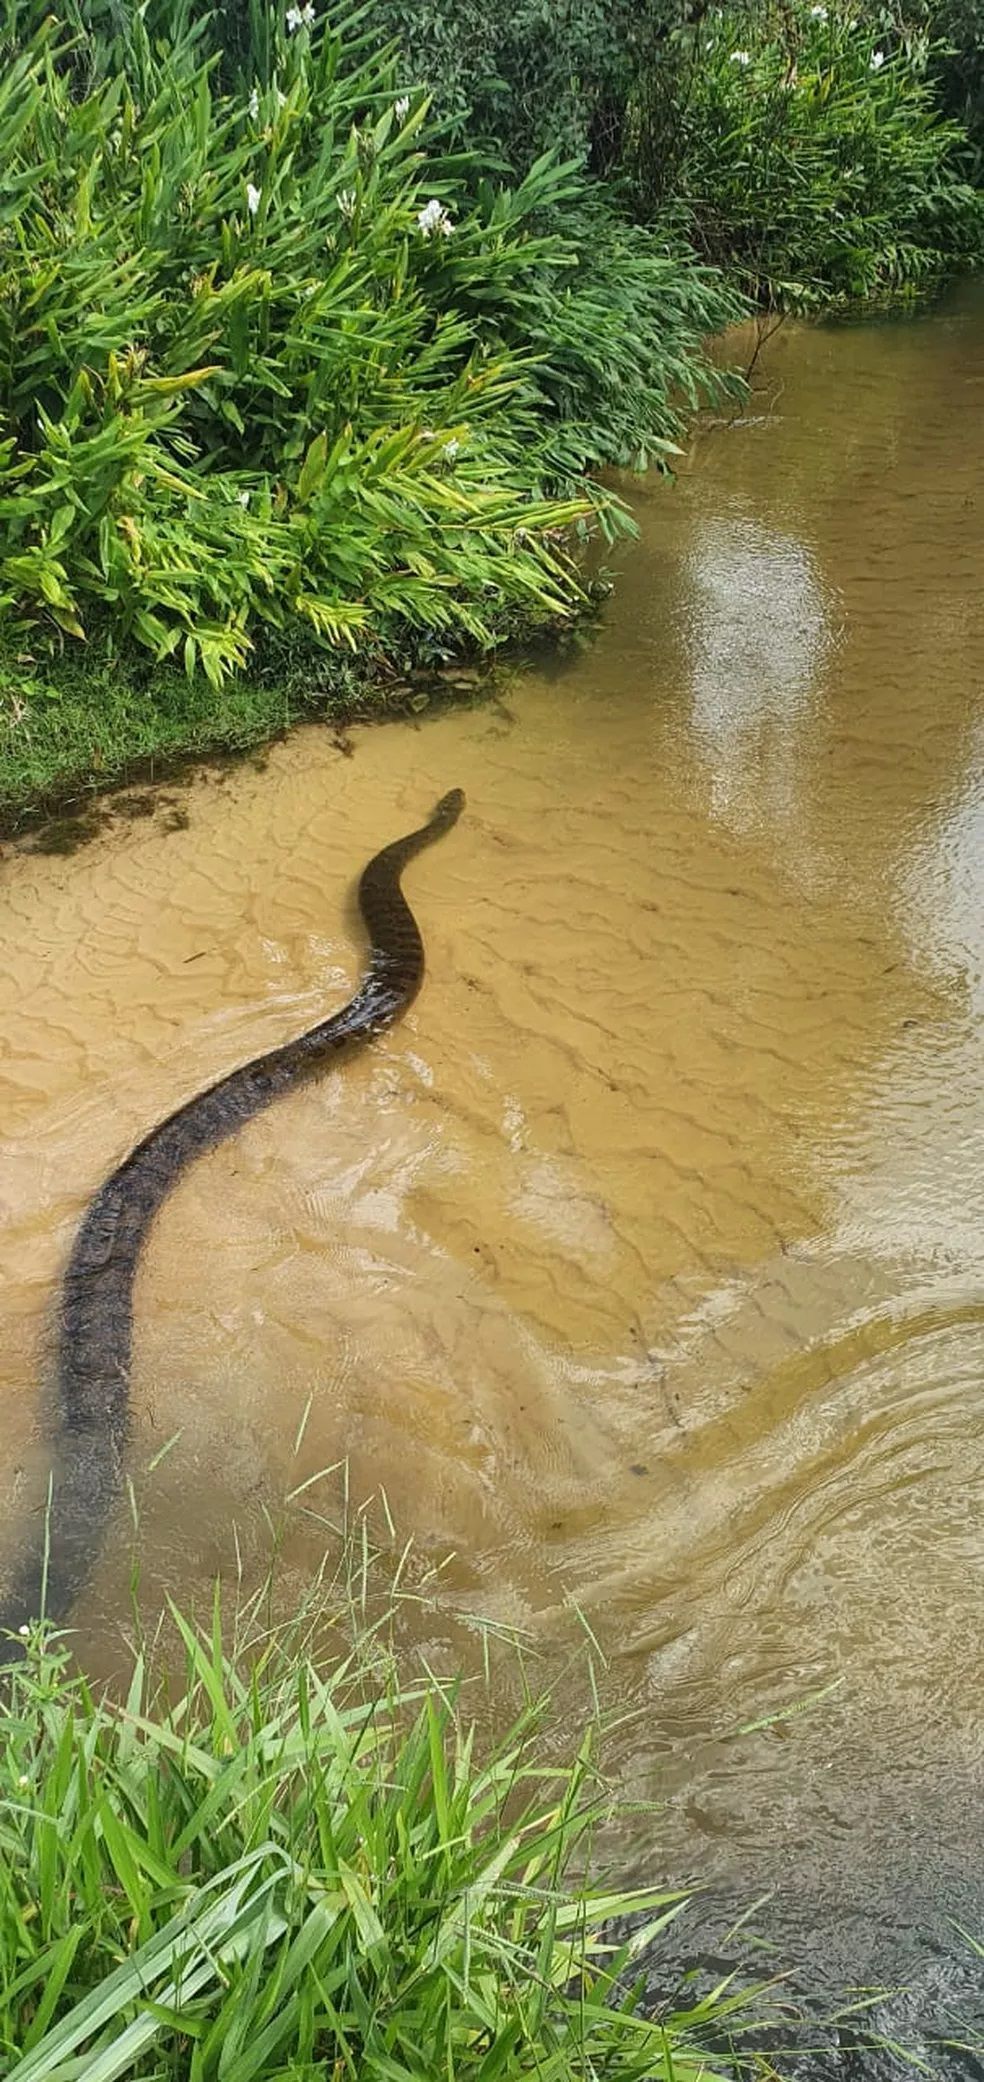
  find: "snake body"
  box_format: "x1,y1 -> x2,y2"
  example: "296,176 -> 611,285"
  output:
1,788 -> 464,1645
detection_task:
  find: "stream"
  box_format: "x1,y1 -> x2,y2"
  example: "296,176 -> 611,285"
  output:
2,285 -> 984,2069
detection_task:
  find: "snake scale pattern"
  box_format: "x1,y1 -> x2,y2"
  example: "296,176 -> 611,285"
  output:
0,788 -> 465,1651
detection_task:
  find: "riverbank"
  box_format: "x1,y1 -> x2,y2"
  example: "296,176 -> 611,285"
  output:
0,630 -> 510,837
1,0 -> 981,831
5,1602 -> 982,2079
0,1571 -> 774,2081
0,3 -> 745,834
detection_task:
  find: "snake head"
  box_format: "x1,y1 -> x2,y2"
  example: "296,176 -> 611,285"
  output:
432,787 -> 465,830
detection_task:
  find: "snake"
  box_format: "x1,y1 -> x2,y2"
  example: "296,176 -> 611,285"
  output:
0,787 -> 465,1652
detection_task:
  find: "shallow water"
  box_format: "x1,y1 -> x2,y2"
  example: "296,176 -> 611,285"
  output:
2,286 -> 984,2048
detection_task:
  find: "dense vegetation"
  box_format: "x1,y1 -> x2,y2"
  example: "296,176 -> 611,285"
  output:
0,0 -> 980,815
0,1601 -> 768,2079
367,0 -> 984,191
369,0 -> 983,306
363,0 -> 679,171
627,2 -> 983,309
0,2 -> 736,717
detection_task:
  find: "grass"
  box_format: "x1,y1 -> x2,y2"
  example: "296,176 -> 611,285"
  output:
0,643 -> 334,830
0,1522 -> 780,2082
0,627 -> 509,833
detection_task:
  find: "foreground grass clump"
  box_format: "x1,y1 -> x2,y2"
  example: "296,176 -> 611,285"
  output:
0,1600 -> 763,2079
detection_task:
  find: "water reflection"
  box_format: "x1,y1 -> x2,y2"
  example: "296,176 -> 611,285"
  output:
683,511 -> 835,836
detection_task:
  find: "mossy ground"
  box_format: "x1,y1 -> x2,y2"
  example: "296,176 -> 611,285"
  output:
0,632 -> 504,835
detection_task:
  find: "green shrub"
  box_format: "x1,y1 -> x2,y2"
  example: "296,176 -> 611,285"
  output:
359,0 -> 684,175
399,165 -> 745,485
0,3 -> 739,683
0,8 -> 574,680
0,1594 -> 767,2078
627,0 -> 984,308
922,0 -> 984,154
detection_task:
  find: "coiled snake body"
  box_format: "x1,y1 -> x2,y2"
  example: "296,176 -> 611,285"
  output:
1,788 -> 465,1647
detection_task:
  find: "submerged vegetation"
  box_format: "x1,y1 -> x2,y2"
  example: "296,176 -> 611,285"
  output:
0,1586 -> 770,2080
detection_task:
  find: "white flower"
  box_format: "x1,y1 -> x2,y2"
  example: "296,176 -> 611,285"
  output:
248,84 -> 260,118
246,181 -> 262,215
870,46 -> 885,65
276,86 -> 287,108
442,437 -> 460,461
17,1775 -> 28,1789
18,1625 -> 28,1637
416,196 -> 454,238
395,95 -> 410,121
286,2 -> 315,29
810,5 -> 827,17
337,188 -> 356,218
238,489 -> 250,507
729,48 -> 751,63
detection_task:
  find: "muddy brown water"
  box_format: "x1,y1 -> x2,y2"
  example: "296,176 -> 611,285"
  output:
2,286 -> 984,2051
